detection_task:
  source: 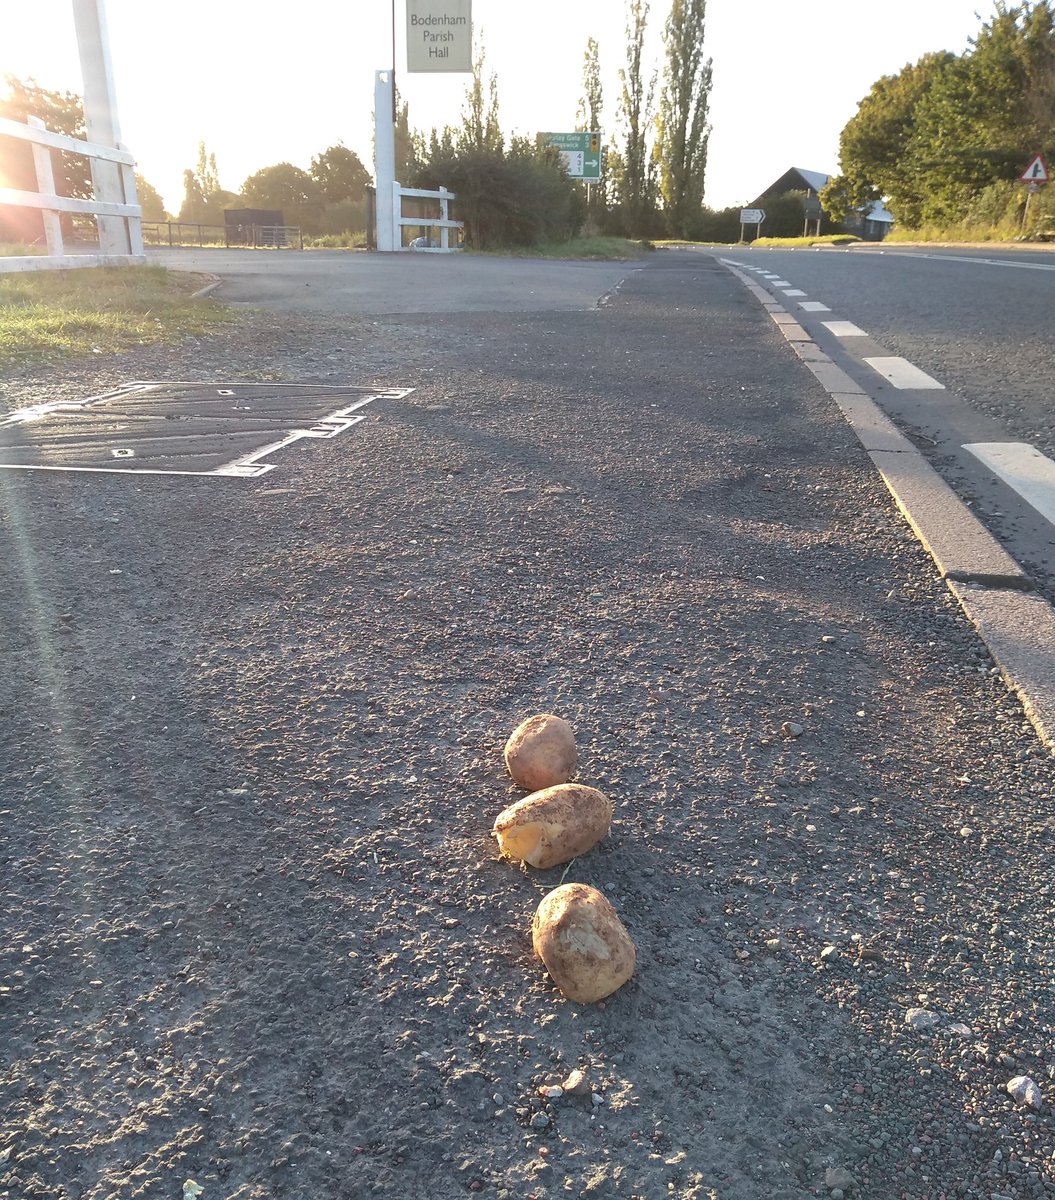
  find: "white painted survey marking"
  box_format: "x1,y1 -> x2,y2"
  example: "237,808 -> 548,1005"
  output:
782,288 -> 807,297
863,357 -> 945,390
963,442 -> 1055,526
822,320 -> 867,337
798,300 -> 831,312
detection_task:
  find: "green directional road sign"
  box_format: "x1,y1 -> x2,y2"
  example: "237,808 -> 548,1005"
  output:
540,131 -> 602,181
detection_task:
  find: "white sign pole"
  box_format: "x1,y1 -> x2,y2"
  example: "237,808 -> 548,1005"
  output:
374,70 -> 398,252
71,0 -> 133,255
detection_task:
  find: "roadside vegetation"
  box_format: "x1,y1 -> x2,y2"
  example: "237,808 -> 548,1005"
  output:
748,234 -> 859,249
0,266 -> 230,367
822,2 -> 1055,242
474,235 -> 650,259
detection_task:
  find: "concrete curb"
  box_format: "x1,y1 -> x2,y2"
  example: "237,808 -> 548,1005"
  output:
190,276 -> 223,300
949,583 -> 1055,749
868,449 -> 1029,588
720,256 -> 1054,754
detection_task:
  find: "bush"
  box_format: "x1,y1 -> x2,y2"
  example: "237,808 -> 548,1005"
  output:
415,140 -> 583,250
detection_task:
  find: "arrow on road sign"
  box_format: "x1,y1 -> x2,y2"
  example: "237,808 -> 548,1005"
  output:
1020,153 -> 1050,184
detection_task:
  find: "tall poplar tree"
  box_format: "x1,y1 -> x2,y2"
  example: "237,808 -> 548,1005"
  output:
616,0 -> 657,235
656,0 -> 712,237
578,36 -> 607,216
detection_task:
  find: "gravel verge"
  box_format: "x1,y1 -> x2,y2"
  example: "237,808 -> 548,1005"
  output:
1,251 -> 1053,1200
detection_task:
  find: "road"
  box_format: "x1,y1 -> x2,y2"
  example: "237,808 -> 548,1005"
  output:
150,241 -> 1055,601
3,244 -> 1055,1200
718,243 -> 1055,601
146,245 -> 633,315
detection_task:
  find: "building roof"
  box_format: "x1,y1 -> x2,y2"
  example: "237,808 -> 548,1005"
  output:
864,200 -> 895,224
752,167 -> 832,203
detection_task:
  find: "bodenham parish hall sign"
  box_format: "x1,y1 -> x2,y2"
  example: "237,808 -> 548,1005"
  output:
406,0 -> 472,72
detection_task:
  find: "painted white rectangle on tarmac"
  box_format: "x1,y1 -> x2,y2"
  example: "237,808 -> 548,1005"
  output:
822,320 -> 867,338
770,279 -> 791,286
963,442 -> 1055,526
864,357 -> 945,389
781,288 -> 807,297
798,300 -> 831,312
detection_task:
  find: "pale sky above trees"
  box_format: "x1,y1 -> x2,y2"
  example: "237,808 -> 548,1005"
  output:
4,0 -> 987,213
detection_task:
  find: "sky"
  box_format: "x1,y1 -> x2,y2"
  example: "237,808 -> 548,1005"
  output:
2,0 -> 991,216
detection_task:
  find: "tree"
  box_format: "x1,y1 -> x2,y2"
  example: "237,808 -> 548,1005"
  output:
177,141 -> 236,223
134,173 -> 168,221
615,0 -> 658,235
578,36 -> 608,219
240,162 -> 321,222
395,95 -> 421,181
826,1 -> 1055,229
310,144 -> 370,203
459,41 -> 502,153
824,52 -> 955,227
655,0 -> 712,237
0,76 -> 91,242
907,1 -> 1055,222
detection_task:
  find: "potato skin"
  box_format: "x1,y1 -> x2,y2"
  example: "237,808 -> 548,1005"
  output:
493,784 -> 612,869
503,713 -> 576,792
532,883 -> 636,1003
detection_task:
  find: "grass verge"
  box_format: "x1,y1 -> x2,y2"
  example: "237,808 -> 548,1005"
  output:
1,244 -> 45,257
0,265 -> 232,368
748,234 -> 860,249
474,236 -> 651,260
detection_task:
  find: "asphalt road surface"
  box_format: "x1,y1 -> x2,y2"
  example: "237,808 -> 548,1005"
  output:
718,243 -> 1055,602
3,246 -> 1055,1200
147,246 -> 634,315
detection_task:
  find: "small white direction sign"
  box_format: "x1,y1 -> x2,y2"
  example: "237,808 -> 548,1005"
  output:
406,0 -> 472,73
1020,154 -> 1050,184
740,208 -> 766,224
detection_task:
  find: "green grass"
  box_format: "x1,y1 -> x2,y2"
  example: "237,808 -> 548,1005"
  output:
0,265 -> 232,367
303,230 -> 369,249
0,243 -> 45,257
748,234 -> 860,248
884,222 -> 1026,243
475,236 -> 651,260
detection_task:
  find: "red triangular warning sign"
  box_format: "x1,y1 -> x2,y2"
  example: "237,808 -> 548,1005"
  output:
1020,154 -> 1050,183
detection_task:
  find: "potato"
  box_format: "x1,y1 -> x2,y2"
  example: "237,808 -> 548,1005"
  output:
503,713 -> 577,791
532,883 -> 636,1003
493,783 -> 612,869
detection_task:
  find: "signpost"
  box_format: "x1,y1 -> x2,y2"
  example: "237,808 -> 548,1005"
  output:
405,0 -> 472,73
739,208 -> 765,242
540,132 -> 602,181
1019,153 -> 1050,231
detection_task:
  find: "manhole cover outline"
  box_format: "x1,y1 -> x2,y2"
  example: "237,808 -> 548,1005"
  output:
0,381 -> 413,478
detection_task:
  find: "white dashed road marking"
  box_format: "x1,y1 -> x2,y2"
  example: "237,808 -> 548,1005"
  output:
963,443 -> 1055,527
782,288 -> 807,297
771,279 -> 791,286
798,301 -> 831,312
822,320 -> 867,337
863,357 -> 945,390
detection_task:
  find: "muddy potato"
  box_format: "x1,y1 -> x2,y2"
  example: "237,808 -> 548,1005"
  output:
493,783 -> 612,869
503,713 -> 577,791
532,883 -> 636,1003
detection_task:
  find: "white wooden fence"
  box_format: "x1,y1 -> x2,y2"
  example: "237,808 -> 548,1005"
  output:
0,114 -> 145,273
392,183 -> 464,252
